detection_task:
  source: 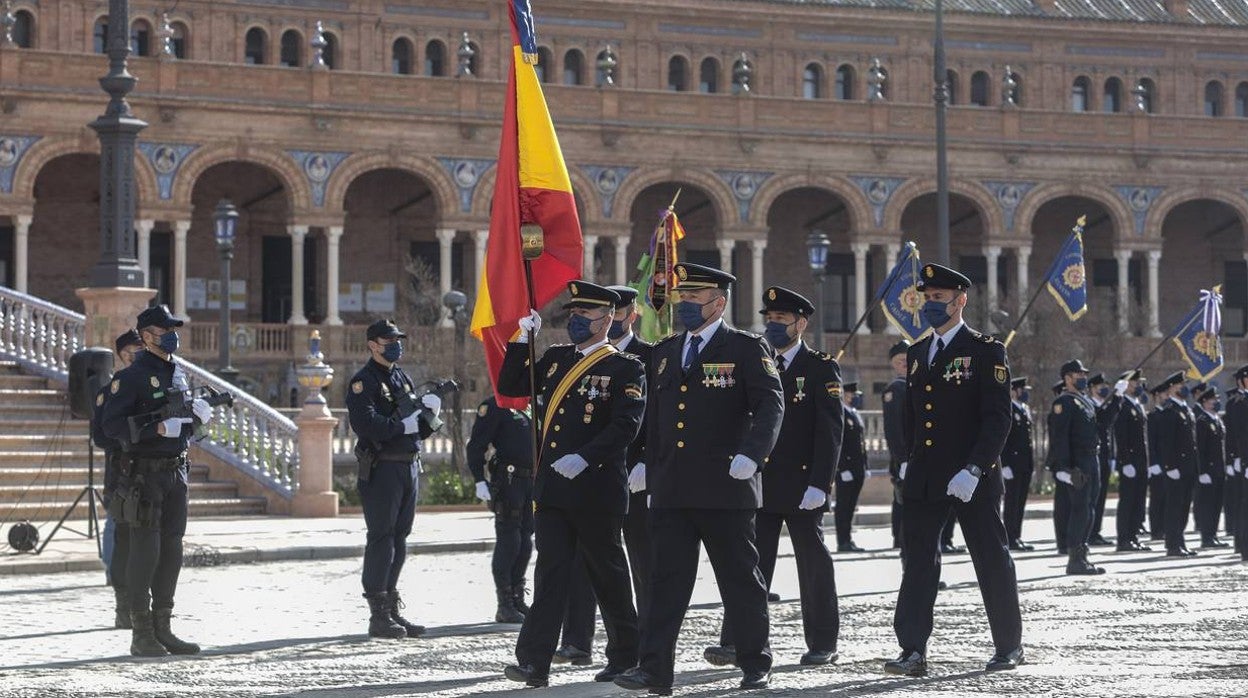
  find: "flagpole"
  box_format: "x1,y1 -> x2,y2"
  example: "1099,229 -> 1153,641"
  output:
1131,288 -> 1219,373
834,250 -> 908,362
521,224 -> 545,474
1002,215 -> 1085,348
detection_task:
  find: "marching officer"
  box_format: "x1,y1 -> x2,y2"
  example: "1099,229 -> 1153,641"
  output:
1001,377 -> 1034,551
836,382 -> 867,552
1147,383 -> 1168,541
500,281 -> 645,688
1223,371 -> 1243,541
1087,374 -> 1124,546
615,263 -> 784,694
346,319 -> 441,639
1227,366 -> 1248,558
704,285 -> 842,668
885,263 -> 1022,677
1155,372 -> 1199,557
1193,386 -> 1230,548
467,394 -> 534,624
100,305 -> 212,657
1113,369 -> 1152,551
92,329 -> 144,629
883,340 -> 910,549
1047,360 -> 1106,575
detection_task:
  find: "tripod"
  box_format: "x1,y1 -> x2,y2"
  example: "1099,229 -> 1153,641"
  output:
37,436 -> 105,556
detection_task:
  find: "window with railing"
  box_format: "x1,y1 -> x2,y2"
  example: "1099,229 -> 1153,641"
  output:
1205,80 -> 1225,117
280,29 -> 302,68
93,17 -> 108,54
425,40 -> 446,76
245,27 -> 267,65
563,49 -> 584,86
392,37 -> 413,75
170,21 -> 188,59
131,19 -> 151,57
970,70 -> 990,106
668,55 -> 689,92
1072,76 -> 1090,112
836,64 -> 855,100
699,57 -> 719,94
802,62 -> 823,99
1103,77 -> 1123,113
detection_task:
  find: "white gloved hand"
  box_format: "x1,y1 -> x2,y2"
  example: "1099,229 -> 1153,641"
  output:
159,417 -> 193,439
1122,464 -> 1137,479
728,454 -> 758,480
1165,468 -> 1181,480
191,398 -> 213,424
946,468 -> 979,502
401,412 -> 420,434
1109,459 -> 1117,470
475,481 -> 491,502
1001,466 -> 1014,481
1113,379 -> 1129,396
551,453 -> 589,479
839,470 -> 854,483
899,461 -> 908,480
628,463 -> 646,493
1236,457 -> 1243,472
1198,473 -> 1213,485
1228,465 -> 1237,477
516,309 -> 542,343
1055,470 -> 1074,485
421,393 -> 442,414
798,486 -> 827,510
1148,464 -> 1162,477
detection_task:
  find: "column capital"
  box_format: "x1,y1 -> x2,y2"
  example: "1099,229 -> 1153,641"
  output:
747,237 -> 768,251
135,218 -> 156,233
471,228 -> 489,243
984,244 -> 1003,257
1146,248 -> 1162,262
1114,248 -> 1133,262
716,238 -> 736,252
583,233 -> 600,243
436,227 -> 458,243
326,225 -> 344,239
289,224 -> 310,240
850,241 -> 870,255
13,214 -> 32,229
172,220 -> 191,236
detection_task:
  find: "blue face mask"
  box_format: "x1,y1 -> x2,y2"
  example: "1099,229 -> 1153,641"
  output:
1018,390 -> 1030,403
850,395 -> 864,409
1096,386 -> 1111,399
157,330 -> 179,354
381,340 -> 402,363
1177,386 -> 1191,400
608,319 -> 627,340
921,299 -> 953,329
763,321 -> 794,349
1133,385 -> 1146,399
677,300 -> 713,332
1213,400 -> 1224,412
567,314 -> 600,345
1074,377 -> 1089,391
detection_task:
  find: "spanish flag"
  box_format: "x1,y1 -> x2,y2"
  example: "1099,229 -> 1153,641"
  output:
470,0 -> 583,408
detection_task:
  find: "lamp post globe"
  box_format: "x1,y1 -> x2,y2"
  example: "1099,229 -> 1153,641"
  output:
806,230 -> 831,351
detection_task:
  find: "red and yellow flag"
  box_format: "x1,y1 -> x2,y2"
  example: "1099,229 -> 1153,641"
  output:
470,0 -> 583,408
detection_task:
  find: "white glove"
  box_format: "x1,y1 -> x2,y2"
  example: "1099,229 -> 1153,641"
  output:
475,481 -> 491,502
839,470 -> 854,483
946,468 -> 979,502
628,463 -> 646,493
798,486 -> 827,510
1109,459 -> 1117,470
1198,473 -> 1213,485
1113,379 -> 1129,396
728,454 -> 758,480
1228,465 -> 1236,477
1236,457 -> 1243,472
1001,466 -> 1014,480
1148,464 -> 1162,477
159,417 -> 193,439
421,393 -> 442,414
401,412 -> 420,434
191,398 -> 214,424
516,309 -> 542,343
551,453 -> 589,479
1055,470 -> 1074,485
899,461 -> 908,480
1165,468 -> 1181,480
1122,464 -> 1137,479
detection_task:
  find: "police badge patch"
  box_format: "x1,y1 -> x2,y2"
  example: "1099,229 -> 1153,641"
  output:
762,357 -> 778,376
478,403 -> 489,417
110,380 -> 120,394
994,365 -> 1008,384
96,393 -> 104,407
826,381 -> 842,398
150,376 -> 160,388
351,381 -> 363,394
884,391 -> 893,402
1053,403 -> 1063,414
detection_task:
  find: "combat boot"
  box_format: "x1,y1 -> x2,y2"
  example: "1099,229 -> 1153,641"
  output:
386,591 -> 426,638
129,610 -> 169,657
114,588 -> 132,630
152,608 -> 201,654
512,580 -> 530,614
495,586 -> 525,624
364,592 -> 406,639
1065,547 -> 1105,575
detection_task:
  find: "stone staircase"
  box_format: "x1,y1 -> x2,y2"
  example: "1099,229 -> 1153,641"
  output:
0,360 -> 267,522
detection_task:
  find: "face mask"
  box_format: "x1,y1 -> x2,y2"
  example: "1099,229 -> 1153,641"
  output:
1073,377 -> 1089,391
850,395 -> 864,410
608,319 -> 627,340
1133,385 -> 1146,399
1096,386 -> 1111,399
381,341 -> 402,363
1177,386 -> 1191,400
677,299 -> 713,331
157,330 -> 179,354
1139,392 -> 1150,405
567,314 -> 599,345
1213,400 -> 1224,412
763,321 -> 794,349
1018,390 -> 1030,403
921,299 -> 953,329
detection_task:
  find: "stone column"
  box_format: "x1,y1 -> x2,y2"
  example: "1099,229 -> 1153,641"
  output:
1146,249 -> 1161,337
1115,249 -> 1132,335
1015,244 -> 1031,317
716,239 -> 735,325
749,238 -> 767,331
12,214 -> 31,293
135,219 -> 154,287
582,234 -> 599,282
288,225 -> 309,325
851,242 -> 870,335
472,229 -> 488,293
614,236 -> 628,285
984,245 -> 1002,317
172,220 -> 190,318
883,242 -> 900,334
324,225 -> 343,326
436,228 -> 456,328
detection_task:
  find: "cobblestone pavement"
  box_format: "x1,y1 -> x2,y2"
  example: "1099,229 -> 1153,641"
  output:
0,517 -> 1245,697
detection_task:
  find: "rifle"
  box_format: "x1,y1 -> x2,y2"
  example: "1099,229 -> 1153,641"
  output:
395,378 -> 460,433
127,385 -> 235,445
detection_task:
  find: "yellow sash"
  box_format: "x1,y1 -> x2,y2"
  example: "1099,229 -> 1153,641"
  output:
539,344 -> 619,447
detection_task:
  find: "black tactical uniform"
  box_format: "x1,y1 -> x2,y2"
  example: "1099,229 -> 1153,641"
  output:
466,395 -> 534,623
1046,360 -> 1104,574
346,319 -> 436,639
1113,373 -> 1152,551
99,305 -> 203,657
883,343 -> 909,548
1001,377 -> 1034,550
1154,373 -> 1199,556
836,384 -> 866,550
1193,389 -> 1228,547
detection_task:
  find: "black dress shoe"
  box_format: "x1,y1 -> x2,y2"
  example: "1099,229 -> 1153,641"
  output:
986,647 -> 1025,671
739,670 -> 770,689
613,667 -> 672,696
1132,540 -> 1152,551
1115,543 -> 1136,552
1182,547 -> 1199,557
1165,548 -> 1194,558
837,541 -> 865,552
940,543 -> 965,555
1202,538 -> 1230,548
937,580 -> 948,591
1009,540 -> 1036,552
1088,534 -> 1114,547
703,644 -> 737,666
884,650 -> 927,677
504,664 -> 549,688
800,649 -> 839,665
594,665 -> 629,682
1065,558 -> 1106,575
767,592 -> 781,602
552,645 -> 592,666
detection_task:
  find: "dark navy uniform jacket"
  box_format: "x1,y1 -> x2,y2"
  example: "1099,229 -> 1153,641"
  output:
1226,390 -> 1248,470
616,335 -> 654,476
882,376 -> 907,477
345,358 -> 433,457
1114,397 -> 1150,472
1155,398 -> 1199,478
91,382 -> 121,452
100,351 -> 198,457
1048,391 -> 1099,473
837,403 -> 865,477
1196,407 -> 1227,480
761,343 -> 842,514
466,396 -> 533,482
1001,401 -> 1033,474
1094,396 -> 1123,463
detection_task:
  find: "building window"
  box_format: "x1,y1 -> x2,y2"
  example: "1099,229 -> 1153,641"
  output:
534,47 -> 552,82
802,62 -> 823,99
1103,77 -> 1122,113
1072,76 -> 1090,112
835,64 -> 854,100
280,29 -> 302,68
170,22 -> 188,59
392,38 -> 413,75
244,27 -> 267,65
1236,82 -> 1248,117
944,69 -> 958,105
425,40 -> 446,76
667,55 -> 689,92
322,32 -> 338,69
1138,78 -> 1157,114
1205,80 -> 1224,117
13,10 -> 33,48
131,19 -> 151,57
970,70 -> 990,106
93,17 -> 108,53
563,49 -> 584,86
699,57 -> 719,94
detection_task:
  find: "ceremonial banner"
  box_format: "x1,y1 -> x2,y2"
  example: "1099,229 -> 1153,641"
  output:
1043,222 -> 1089,321
879,241 -> 926,342
1173,286 -> 1224,382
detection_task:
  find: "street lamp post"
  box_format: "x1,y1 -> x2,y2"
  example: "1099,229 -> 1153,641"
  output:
933,0 -> 951,265
806,231 -> 831,352
214,199 -> 240,383
442,290 -> 468,473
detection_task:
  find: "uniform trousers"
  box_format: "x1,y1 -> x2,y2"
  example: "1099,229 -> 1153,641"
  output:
834,475 -> 864,545
359,458 -> 419,593
125,464 -> 189,611
1002,463 -> 1033,543
1058,463 -> 1099,552
490,473 -> 534,590
1116,473 -> 1147,545
1194,477 -> 1224,539
1223,473 -> 1239,536
1163,475 -> 1195,551
1148,475 -> 1167,539
1090,452 -> 1113,538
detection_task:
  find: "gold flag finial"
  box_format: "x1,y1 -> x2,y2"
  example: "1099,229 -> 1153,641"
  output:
1075,214 -> 1087,229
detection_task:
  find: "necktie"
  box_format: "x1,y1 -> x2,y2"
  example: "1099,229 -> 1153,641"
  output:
930,337 -> 944,367
683,335 -> 703,373
775,355 -> 787,372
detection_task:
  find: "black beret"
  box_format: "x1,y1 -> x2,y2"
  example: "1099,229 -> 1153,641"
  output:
673,262 -> 735,290
760,286 -> 815,317
366,319 -> 406,340
1011,376 -> 1031,390
915,263 -> 972,292
562,281 -> 620,310
606,285 -> 639,305
114,329 -> 143,352
1059,359 -> 1089,376
888,340 -> 910,358
136,304 -> 183,330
